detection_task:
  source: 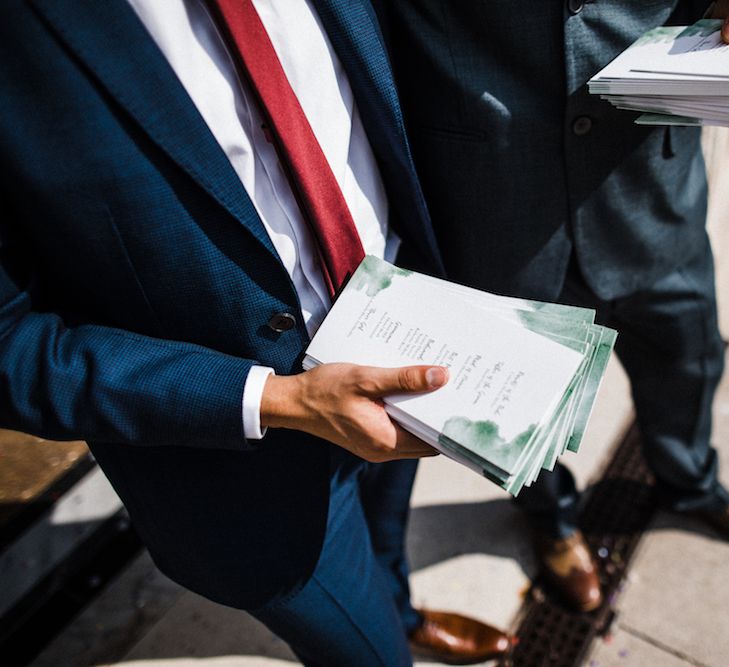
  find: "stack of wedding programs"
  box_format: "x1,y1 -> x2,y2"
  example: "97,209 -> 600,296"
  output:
588,19 -> 729,127
304,256 -> 617,497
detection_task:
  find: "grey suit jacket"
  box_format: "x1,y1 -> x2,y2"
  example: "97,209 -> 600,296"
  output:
383,0 -> 710,301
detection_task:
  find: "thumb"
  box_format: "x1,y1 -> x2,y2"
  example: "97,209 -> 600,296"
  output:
360,365 -> 449,398
723,16 -> 729,44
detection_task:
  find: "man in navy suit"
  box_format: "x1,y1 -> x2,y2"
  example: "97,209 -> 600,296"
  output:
0,0 -> 511,664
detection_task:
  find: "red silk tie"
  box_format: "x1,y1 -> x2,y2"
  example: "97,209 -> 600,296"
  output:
207,0 -> 366,297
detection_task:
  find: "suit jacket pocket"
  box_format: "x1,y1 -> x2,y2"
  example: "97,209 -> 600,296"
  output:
412,124 -> 489,142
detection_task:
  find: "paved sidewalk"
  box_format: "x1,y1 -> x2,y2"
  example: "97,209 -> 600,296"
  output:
28,129 -> 729,667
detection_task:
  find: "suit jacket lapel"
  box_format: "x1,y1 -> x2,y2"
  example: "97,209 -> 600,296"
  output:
312,0 -> 407,146
311,0 -> 445,275
29,0 -> 278,258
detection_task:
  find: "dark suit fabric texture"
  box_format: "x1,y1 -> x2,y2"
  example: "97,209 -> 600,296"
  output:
0,2 -> 441,652
383,0 -> 728,526
252,452 -> 419,667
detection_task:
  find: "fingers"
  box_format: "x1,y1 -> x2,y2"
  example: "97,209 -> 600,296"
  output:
358,364 -> 449,398
363,424 -> 438,462
709,0 -> 729,42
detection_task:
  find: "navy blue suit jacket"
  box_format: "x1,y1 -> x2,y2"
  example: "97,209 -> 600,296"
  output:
0,0 -> 443,609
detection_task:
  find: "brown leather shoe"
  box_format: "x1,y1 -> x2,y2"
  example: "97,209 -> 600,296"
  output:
408,609 -> 512,665
693,504 -> 729,539
537,530 -> 603,613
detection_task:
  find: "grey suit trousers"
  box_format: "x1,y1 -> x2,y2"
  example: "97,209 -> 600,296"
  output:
517,236 -> 728,537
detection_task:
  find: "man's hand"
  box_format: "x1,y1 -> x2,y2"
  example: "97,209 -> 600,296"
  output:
260,363 -> 449,462
707,0 -> 729,43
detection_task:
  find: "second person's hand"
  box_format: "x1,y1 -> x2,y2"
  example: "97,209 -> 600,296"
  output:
707,0 -> 729,42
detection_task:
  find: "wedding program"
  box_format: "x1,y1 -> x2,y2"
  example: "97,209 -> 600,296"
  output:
304,257 -> 617,496
589,19 -> 729,127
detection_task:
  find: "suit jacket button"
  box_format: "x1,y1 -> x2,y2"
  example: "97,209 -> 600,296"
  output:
267,312 -> 297,332
568,0 -> 585,14
572,115 -> 593,136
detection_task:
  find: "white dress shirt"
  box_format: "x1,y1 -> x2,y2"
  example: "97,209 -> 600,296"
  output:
127,0 -> 398,439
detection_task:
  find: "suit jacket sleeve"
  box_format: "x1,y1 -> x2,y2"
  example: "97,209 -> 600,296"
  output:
0,219 -> 258,452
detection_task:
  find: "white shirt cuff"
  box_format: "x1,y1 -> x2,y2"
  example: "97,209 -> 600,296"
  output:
242,366 -> 275,440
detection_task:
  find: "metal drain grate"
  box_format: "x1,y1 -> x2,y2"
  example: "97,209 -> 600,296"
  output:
500,424 -> 659,667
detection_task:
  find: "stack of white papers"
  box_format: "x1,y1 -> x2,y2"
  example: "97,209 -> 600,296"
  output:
304,257 -> 617,496
588,19 -> 729,127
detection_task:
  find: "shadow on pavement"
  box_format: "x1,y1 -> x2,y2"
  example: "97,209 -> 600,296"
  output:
407,497 -> 536,576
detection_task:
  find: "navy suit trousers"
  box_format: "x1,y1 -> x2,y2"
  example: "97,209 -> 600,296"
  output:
251,448 -> 421,666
